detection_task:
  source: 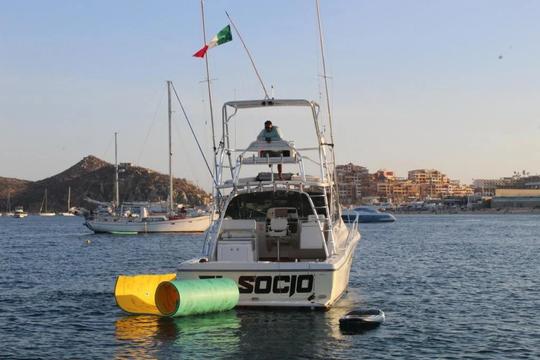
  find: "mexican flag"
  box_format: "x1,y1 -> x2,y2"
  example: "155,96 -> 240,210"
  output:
193,25 -> 233,58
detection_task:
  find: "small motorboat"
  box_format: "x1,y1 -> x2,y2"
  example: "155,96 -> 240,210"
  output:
342,206 -> 395,223
339,308 -> 385,332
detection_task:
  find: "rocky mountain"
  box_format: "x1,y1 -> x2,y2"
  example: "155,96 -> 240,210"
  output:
0,155 -> 210,213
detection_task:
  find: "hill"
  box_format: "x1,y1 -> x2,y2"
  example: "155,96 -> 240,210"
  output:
0,155 -> 210,212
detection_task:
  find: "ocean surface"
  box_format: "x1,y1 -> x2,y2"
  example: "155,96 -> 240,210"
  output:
0,214 -> 538,359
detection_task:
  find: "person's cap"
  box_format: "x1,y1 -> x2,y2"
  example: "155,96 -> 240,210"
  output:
264,120 -> 272,126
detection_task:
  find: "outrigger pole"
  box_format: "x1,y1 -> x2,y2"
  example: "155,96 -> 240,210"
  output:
199,0 -> 222,212
315,0 -> 340,213
199,0 -> 217,161
225,11 -> 270,99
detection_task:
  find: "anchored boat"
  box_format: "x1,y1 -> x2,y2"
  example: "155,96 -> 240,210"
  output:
85,82 -> 212,234
85,203 -> 212,233
13,206 -> 28,218
175,99 -> 361,308
39,189 -> 56,216
114,2 -> 359,313
342,206 -> 396,223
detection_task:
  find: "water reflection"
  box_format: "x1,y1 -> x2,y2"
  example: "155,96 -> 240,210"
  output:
113,290 -> 370,359
114,311 -> 241,359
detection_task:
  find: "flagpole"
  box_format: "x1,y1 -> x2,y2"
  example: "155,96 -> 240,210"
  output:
225,11 -> 270,99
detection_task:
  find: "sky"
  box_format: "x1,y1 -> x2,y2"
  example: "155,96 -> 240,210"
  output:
1,0 -> 539,191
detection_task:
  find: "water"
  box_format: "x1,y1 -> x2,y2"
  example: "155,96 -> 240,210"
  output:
0,215 -> 538,359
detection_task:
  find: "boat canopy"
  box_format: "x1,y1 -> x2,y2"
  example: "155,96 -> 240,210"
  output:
223,99 -> 317,110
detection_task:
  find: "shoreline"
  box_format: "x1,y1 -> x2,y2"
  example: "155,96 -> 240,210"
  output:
391,208 -> 540,215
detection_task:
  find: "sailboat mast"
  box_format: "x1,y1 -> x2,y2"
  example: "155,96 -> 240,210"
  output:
167,80 -> 174,214
114,132 -> 119,208
67,186 -> 71,211
45,189 -> 48,212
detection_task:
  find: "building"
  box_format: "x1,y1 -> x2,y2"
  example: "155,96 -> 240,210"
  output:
336,163 -> 370,205
473,178 -> 513,196
337,164 -> 473,204
491,189 -> 540,209
407,169 -> 472,199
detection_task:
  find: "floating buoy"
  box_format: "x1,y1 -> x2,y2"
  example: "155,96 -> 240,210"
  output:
155,278 -> 239,317
339,308 -> 385,332
115,274 -> 240,317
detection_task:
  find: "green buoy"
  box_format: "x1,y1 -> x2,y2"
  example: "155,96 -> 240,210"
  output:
155,278 -> 239,317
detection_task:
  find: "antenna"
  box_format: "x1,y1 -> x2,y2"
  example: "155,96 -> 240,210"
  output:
225,11 -> 270,99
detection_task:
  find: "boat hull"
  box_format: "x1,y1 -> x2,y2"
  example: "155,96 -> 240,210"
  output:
177,235 -> 359,308
85,215 -> 212,233
342,213 -> 395,223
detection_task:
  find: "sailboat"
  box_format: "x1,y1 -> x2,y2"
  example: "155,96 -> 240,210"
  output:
84,81 -> 212,234
5,191 -> 14,216
58,187 -> 75,216
39,189 -> 56,216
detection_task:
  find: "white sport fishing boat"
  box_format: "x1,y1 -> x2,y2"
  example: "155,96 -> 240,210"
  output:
84,82 -> 212,234
13,206 -> 28,218
177,99 -> 361,308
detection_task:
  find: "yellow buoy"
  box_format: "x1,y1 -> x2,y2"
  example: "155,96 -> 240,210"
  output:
114,273 -> 177,315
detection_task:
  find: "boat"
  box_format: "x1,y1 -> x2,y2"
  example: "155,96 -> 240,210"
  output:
13,206 -> 28,218
39,189 -> 56,216
85,203 -> 212,233
112,2 -> 358,310
84,82 -> 212,234
342,206 -> 396,223
339,308 -> 385,332
58,187 -> 75,216
5,191 -> 14,216
175,99 -> 361,308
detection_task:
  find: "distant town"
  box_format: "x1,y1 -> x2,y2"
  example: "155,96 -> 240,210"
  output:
336,163 -> 540,210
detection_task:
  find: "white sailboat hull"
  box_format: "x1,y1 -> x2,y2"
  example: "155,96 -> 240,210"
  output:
85,214 -> 212,233
39,213 -> 56,217
177,233 -> 360,308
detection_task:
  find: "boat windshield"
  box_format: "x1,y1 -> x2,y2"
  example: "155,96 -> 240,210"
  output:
224,190 -> 324,221
354,206 -> 378,213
